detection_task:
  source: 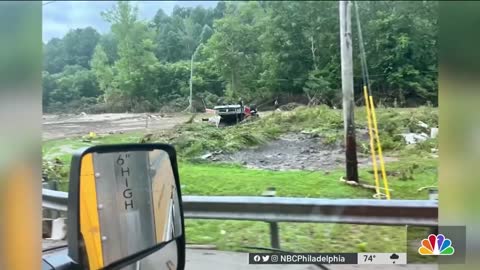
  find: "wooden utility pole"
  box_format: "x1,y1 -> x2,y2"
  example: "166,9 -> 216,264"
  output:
339,0 -> 359,182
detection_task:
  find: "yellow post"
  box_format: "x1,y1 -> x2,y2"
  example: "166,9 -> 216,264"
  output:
369,96 -> 391,199
80,153 -> 104,269
363,86 -> 381,197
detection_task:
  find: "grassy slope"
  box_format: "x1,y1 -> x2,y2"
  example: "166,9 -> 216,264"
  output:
42,106 -> 438,252
179,160 -> 436,200
179,157 -> 436,252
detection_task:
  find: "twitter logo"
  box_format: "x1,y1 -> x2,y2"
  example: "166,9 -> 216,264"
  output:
262,255 -> 270,262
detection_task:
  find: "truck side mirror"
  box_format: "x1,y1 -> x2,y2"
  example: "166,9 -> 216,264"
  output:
67,144 -> 185,270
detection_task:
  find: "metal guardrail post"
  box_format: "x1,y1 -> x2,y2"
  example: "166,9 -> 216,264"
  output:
428,188 -> 439,235
429,188 -> 438,201
262,187 -> 280,249
269,222 -> 280,249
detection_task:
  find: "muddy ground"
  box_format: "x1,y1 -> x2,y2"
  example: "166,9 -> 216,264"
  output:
209,132 -> 398,172
43,112 -> 397,172
42,111 -> 276,141
43,113 -> 190,140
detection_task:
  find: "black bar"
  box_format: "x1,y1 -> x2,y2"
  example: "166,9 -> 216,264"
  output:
269,222 -> 280,249
249,253 -> 358,264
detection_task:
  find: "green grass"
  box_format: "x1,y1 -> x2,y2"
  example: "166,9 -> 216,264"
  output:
406,227 -> 439,263
185,220 -> 408,253
179,155 -> 437,200
180,163 -> 366,197
178,158 -> 436,252
42,106 -> 438,252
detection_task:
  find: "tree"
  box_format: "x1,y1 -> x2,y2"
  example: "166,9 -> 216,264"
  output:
99,1 -> 160,110
213,1 -> 227,20
91,45 -> 114,100
70,69 -> 100,98
98,33 -> 118,64
152,5 -> 217,63
303,69 -> 337,106
258,1 -> 339,96
43,1 -> 438,113
43,27 -> 101,74
42,71 -> 57,109
43,65 -> 101,112
43,38 -> 67,74
356,1 -> 437,106
63,27 -> 101,68
203,2 -> 264,100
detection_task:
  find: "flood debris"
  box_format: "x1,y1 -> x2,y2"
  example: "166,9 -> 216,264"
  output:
208,115 -> 221,127
401,133 -> 429,144
401,125 -> 438,144
417,120 -> 429,129
404,120 -> 439,143
201,152 -> 213,159
200,150 -> 223,160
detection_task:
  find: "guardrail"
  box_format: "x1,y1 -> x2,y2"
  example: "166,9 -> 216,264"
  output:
42,189 -> 437,226
182,195 -> 438,226
42,189 -> 438,248
42,189 -> 68,212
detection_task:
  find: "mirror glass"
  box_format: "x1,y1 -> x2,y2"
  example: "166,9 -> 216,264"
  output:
119,240 -> 178,270
78,149 -> 182,269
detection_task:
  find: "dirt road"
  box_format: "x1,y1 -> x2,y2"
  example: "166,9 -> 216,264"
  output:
43,113 -> 190,140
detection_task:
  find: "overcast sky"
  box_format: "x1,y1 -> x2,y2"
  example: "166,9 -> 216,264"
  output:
42,1 -> 218,42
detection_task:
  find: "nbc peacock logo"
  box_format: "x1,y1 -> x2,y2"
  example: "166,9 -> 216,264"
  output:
418,234 -> 455,256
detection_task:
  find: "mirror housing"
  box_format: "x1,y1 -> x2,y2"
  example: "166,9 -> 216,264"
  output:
66,144 -> 185,270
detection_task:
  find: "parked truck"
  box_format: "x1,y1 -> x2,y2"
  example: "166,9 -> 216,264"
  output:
213,103 -> 258,126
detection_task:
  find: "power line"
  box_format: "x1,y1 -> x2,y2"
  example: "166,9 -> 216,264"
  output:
43,1 -> 56,6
